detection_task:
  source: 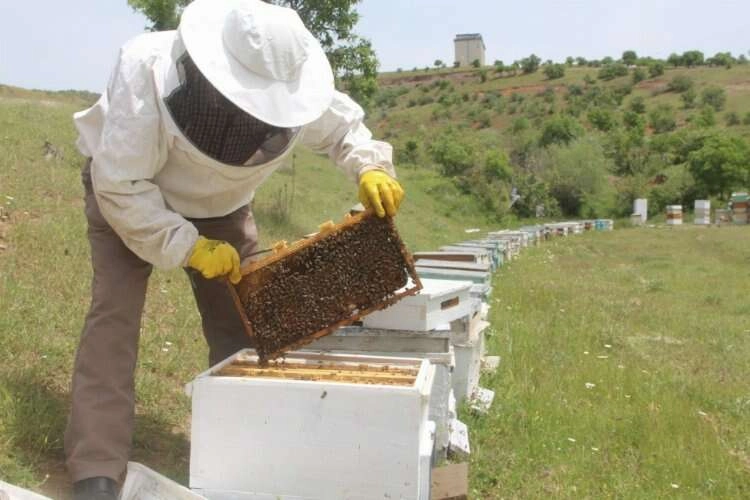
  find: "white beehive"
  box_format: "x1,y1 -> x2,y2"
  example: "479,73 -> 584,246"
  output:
188,350 -> 435,500
303,327 -> 455,463
121,463 -> 207,500
441,244 -> 501,268
415,266 -> 491,286
634,198 -> 648,223
413,250 -> 491,267
452,321 -> 489,403
694,200 -> 710,225
413,259 -> 492,274
666,205 -> 683,225
362,278 -> 473,331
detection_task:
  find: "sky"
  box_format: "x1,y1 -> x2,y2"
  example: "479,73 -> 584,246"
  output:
1,0 -> 749,92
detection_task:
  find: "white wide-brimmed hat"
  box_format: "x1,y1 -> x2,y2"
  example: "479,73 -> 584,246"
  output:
179,0 -> 335,128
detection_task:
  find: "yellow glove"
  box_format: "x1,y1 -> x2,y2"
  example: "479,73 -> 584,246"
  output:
187,237 -> 242,284
358,170 -> 405,218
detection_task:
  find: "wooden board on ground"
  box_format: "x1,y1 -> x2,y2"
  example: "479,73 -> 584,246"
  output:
431,463 -> 469,500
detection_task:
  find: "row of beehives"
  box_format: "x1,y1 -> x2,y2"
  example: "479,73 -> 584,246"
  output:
631,194 -> 750,226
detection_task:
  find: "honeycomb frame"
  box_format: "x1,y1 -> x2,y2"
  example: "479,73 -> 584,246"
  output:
227,211 -> 423,362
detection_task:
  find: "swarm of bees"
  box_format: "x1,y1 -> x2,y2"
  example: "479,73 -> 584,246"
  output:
232,213 -> 422,362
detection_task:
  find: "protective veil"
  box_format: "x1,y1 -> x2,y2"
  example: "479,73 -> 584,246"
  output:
164,53 -> 297,165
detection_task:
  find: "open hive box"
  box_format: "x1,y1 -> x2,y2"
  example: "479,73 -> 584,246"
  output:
228,211 -> 422,362
188,350 -> 435,499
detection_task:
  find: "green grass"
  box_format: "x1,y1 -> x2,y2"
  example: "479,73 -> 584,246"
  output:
468,226 -> 750,498
1,87 -> 749,498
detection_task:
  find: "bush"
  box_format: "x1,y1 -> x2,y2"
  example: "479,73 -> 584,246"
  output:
583,74 -> 596,85
479,69 -> 488,83
681,88 -> 697,109
701,86 -> 727,111
667,75 -> 694,93
471,59 -> 481,68
622,50 -> 638,66
623,111 -> 645,130
598,63 -> 629,81
649,104 -> 677,133
544,64 -> 566,80
632,68 -> 647,84
588,108 -> 617,131
649,62 -> 665,77
521,54 -> 541,74
650,164 -> 697,212
687,132 -> 750,197
629,96 -> 647,114
429,134 -> 475,177
542,137 -> 617,216
725,112 -> 741,126
743,112 -> 750,125
692,106 -> 716,128
539,115 -> 584,147
397,139 -> 420,164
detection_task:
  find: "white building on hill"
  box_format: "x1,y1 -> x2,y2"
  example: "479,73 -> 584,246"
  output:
454,33 -> 486,67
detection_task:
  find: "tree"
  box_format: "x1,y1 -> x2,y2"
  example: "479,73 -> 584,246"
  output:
622,50 -> 638,66
539,115 -> 583,147
702,86 -> 727,111
494,60 -> 505,74
471,59 -> 481,68
544,64 -> 566,80
708,52 -> 735,68
429,133 -> 475,177
649,62 -> 665,77
688,133 -> 750,198
521,54 -> 542,74
682,50 -> 705,67
667,53 -> 684,67
128,0 -> 380,106
434,59 -> 445,69
565,56 -> 575,66
576,57 -> 588,66
725,112 -> 741,126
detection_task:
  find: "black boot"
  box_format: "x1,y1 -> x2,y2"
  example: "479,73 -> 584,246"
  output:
72,477 -> 118,500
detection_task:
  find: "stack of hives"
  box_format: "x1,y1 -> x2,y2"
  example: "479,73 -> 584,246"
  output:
731,192 -> 749,224
633,198 -> 648,225
694,200 -> 711,225
666,205 -> 683,225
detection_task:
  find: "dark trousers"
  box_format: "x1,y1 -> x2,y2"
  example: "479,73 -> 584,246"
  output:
64,160 -> 258,482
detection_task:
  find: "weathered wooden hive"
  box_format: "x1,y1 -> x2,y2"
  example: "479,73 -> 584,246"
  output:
228,212 -> 422,362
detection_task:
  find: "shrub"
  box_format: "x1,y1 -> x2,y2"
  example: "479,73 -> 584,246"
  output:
539,115 -> 583,147
743,112 -> 750,126
632,68 -> 647,84
725,112 -> 741,126
629,96 -> 647,114
649,104 -> 677,133
623,110 -> 645,130
649,62 -> 665,77
692,106 -> 717,128
479,69 -> 488,83
544,64 -> 566,80
521,54 -> 541,74
429,134 -> 475,176
702,86 -> 727,111
681,88 -> 697,109
622,50 -> 638,66
588,108 -> 617,131
687,132 -> 750,198
667,75 -> 694,93
397,139 -> 420,164
598,63 -> 629,81
471,59 -> 481,68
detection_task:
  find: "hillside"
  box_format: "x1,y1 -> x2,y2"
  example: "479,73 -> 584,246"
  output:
368,63 -> 750,221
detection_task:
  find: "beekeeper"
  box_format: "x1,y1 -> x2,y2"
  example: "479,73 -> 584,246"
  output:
65,0 -> 403,497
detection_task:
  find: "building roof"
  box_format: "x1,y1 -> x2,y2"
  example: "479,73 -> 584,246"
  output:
454,33 -> 485,51
454,33 -> 483,41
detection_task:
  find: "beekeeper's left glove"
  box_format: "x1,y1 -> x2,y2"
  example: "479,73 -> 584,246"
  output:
188,237 -> 242,284
358,170 -> 405,218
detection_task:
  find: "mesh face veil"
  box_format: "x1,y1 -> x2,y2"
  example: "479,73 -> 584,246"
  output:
165,53 -> 298,166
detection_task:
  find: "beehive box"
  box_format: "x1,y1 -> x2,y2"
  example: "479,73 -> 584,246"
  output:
666,205 -> 683,225
362,278 -> 473,331
303,326 -> 455,462
415,266 -> 491,286
414,259 -> 492,274
413,250 -> 491,267
694,200 -> 711,225
228,212 -> 422,361
121,463 -> 207,500
188,350 -> 435,500
452,322 -> 488,403
440,244 -> 499,269
0,481 -> 51,500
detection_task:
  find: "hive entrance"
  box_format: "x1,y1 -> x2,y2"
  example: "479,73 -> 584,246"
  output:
230,212 -> 421,362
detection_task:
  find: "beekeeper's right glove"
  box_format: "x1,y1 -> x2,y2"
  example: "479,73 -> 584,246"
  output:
188,237 -> 242,284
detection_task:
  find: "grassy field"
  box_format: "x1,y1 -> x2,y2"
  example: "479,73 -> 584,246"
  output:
1,88 -> 749,499
470,225 -> 750,498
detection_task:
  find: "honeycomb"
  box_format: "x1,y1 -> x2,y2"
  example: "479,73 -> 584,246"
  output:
229,212 -> 422,362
